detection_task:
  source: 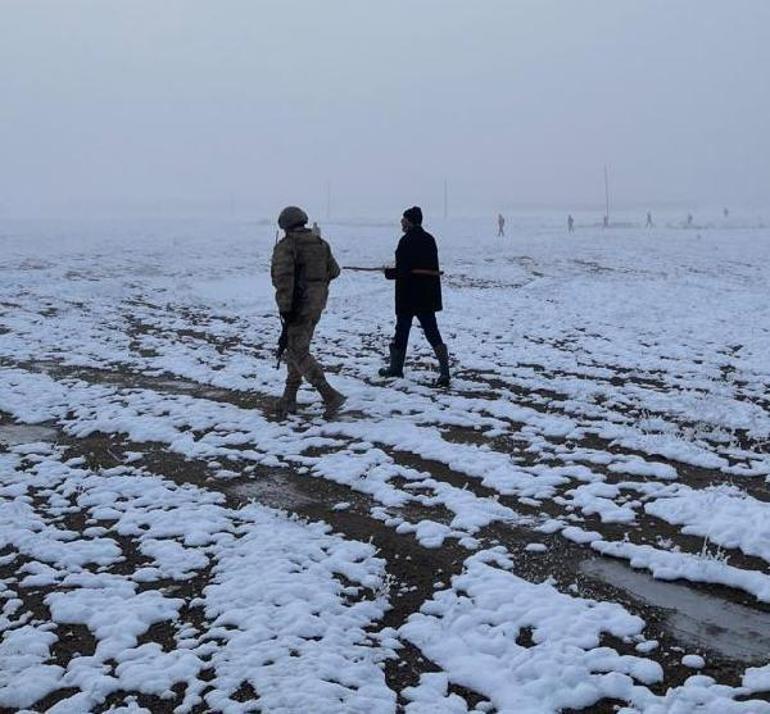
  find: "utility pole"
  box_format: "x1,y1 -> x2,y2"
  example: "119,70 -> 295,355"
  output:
443,179 -> 448,220
604,164 -> 610,226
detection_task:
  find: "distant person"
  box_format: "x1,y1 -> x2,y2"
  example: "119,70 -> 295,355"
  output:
271,206 -> 345,419
603,215 -> 609,229
646,211 -> 654,228
379,206 -> 450,387
567,214 -> 575,233
723,207 -> 729,219
311,221 -> 322,237
497,213 -> 505,237
686,213 -> 694,227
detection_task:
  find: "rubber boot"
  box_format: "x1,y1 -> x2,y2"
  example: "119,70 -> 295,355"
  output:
378,343 -> 406,378
433,343 -> 451,387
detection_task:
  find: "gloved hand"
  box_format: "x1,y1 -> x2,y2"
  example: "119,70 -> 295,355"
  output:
384,267 -> 397,280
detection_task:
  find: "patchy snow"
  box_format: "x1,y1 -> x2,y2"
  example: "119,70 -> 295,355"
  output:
0,443 -> 394,712
592,539 -> 770,602
1,212 -> 770,711
645,484 -> 770,563
401,548 -> 660,712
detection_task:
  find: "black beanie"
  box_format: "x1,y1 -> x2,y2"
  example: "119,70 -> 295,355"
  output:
403,206 -> 423,226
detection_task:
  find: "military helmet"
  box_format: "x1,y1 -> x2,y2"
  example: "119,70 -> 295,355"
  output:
278,206 -> 309,230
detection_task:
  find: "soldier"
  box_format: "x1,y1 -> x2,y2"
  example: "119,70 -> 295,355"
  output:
379,206 -> 450,387
497,213 -> 505,237
311,221 -> 322,237
646,210 -> 654,228
567,214 -> 575,233
271,206 -> 345,419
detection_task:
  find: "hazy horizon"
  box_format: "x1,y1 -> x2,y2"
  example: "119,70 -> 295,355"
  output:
2,1 -> 769,220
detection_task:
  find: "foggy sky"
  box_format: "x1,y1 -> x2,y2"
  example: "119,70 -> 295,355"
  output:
2,0 -> 769,219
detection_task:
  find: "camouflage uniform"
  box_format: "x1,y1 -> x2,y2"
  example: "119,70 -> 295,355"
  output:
271,213 -> 344,418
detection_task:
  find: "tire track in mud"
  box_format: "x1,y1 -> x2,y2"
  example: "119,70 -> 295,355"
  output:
2,419 -> 488,711
4,409 -> 767,707
20,295 -> 770,459
449,369 -> 770,495
458,366 -> 770,455
10,349 -> 770,568
386,438 -> 770,606
4,353 -> 768,582
357,360 -> 768,501
3,355 -> 770,706
4,353 -> 768,568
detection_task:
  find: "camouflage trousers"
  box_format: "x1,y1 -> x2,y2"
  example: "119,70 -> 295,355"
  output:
284,316 -> 327,392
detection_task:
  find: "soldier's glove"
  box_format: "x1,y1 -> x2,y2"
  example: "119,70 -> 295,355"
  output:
384,268 -> 397,280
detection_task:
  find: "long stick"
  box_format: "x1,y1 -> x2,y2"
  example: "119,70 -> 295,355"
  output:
342,265 -> 444,276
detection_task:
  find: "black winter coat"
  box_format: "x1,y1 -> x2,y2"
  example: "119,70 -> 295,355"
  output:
385,226 -> 443,315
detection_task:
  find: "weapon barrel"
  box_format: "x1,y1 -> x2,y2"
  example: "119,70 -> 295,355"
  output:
275,321 -> 289,369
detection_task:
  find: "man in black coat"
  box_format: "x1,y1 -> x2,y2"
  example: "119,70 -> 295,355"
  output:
379,206 -> 450,386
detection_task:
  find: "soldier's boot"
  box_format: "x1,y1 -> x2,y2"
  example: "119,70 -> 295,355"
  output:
271,376 -> 301,419
433,343 -> 451,388
378,343 -> 406,378
318,381 -> 347,419
301,356 -> 347,419
271,386 -> 299,419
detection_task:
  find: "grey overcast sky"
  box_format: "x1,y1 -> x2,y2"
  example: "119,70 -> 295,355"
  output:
1,0 -> 768,219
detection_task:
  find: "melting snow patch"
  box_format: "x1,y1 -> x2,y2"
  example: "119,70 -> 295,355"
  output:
682,654 -> 706,669
400,548 -> 660,713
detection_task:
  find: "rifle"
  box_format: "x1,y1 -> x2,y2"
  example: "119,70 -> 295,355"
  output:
275,319 -> 288,369
343,265 -> 444,276
275,260 -> 303,369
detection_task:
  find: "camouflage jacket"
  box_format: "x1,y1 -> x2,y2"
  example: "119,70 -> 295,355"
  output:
271,227 -> 340,318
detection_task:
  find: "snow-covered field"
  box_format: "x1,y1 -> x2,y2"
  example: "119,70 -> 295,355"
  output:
1,211 -> 769,713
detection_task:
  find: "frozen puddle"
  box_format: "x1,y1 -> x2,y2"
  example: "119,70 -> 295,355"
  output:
581,557 -> 770,661
0,424 -> 58,447
225,472 -> 315,509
